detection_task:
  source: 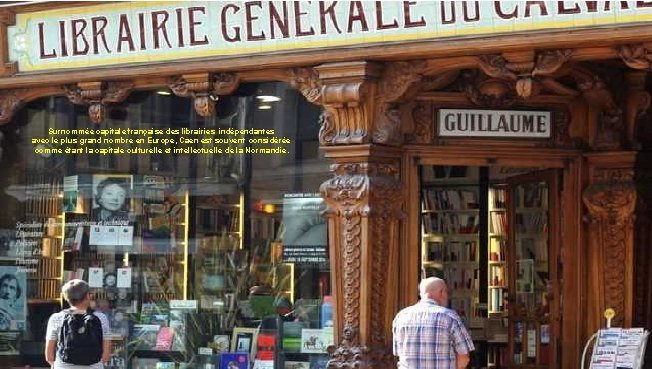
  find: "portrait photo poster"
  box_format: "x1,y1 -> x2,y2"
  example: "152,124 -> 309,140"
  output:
0,266 -> 27,331
91,174 -> 133,223
231,327 -> 258,356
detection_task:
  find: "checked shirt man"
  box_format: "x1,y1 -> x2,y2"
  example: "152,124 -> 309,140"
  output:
392,277 -> 474,369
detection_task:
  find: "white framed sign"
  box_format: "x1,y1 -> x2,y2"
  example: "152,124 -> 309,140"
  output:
438,109 -> 551,138
8,2 -> 652,72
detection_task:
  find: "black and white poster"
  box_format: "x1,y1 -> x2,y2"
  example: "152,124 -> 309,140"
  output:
0,266 -> 26,331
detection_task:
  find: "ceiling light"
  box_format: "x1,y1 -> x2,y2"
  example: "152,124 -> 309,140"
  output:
256,95 -> 281,103
258,103 -> 272,110
156,90 -> 171,96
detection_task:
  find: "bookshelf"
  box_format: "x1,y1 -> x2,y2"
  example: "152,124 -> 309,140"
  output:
420,166 -> 480,322
507,175 -> 554,368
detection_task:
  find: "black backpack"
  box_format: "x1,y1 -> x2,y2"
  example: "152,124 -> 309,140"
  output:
57,309 -> 104,365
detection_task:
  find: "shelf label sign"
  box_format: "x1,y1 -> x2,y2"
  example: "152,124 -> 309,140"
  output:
438,109 -> 551,138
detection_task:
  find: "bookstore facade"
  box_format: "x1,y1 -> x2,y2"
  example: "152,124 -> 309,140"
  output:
1,2 -> 652,369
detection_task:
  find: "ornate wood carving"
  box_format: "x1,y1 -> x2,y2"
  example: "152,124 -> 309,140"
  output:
618,44 -> 652,70
461,72 -> 518,108
0,10 -> 17,77
476,50 -> 572,99
169,72 -> 240,117
583,182 -> 636,328
0,88 -> 26,125
321,160 -> 402,369
624,71 -> 651,149
571,67 -> 623,150
405,102 -> 432,144
63,81 -> 133,124
290,61 -> 426,146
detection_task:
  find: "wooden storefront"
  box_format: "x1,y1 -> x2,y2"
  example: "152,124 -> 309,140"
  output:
1,2 -> 652,369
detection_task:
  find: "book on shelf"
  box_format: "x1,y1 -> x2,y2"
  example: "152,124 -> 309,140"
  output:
422,189 -> 479,211
154,326 -> 174,351
219,353 -> 249,369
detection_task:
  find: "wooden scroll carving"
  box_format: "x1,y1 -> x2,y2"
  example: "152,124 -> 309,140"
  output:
618,44 -> 652,70
290,60 -> 426,146
571,67 -> 624,150
169,72 -> 240,117
583,177 -> 636,328
0,89 -> 26,125
0,10 -> 17,77
63,81 -> 133,125
476,50 -> 573,99
406,102 -> 433,144
321,161 -> 402,369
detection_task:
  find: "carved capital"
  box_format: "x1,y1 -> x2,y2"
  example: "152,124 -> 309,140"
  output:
583,183 -> 636,225
321,162 -> 402,219
169,72 -> 240,117
618,44 -> 652,70
0,89 -> 26,125
63,81 -> 133,125
293,61 -> 426,146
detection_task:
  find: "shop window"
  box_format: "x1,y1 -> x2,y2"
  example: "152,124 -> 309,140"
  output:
0,84 -> 333,369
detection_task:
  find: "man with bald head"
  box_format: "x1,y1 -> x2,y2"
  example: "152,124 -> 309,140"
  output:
392,277 -> 474,369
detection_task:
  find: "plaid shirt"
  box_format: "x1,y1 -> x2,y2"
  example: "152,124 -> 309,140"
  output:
392,299 -> 474,369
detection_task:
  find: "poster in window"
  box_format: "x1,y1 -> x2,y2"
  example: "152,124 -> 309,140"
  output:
91,175 -> 133,223
0,266 -> 26,331
282,193 -> 327,264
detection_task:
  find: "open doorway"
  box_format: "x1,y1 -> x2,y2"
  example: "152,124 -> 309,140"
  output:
419,165 -> 561,369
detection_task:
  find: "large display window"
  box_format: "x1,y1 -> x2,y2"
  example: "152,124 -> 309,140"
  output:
0,83 -> 333,369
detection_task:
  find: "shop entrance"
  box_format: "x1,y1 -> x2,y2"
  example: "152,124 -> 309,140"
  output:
415,162 -> 564,369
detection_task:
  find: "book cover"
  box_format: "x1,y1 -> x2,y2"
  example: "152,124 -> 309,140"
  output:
309,355 -> 330,369
301,329 -> 327,354
208,334 -> 228,353
154,326 -> 174,351
219,353 -> 249,369
88,267 -> 104,288
285,361 -> 310,369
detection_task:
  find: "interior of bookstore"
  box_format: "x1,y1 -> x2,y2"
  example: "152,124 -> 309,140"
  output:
0,82 -> 335,369
419,165 -> 559,368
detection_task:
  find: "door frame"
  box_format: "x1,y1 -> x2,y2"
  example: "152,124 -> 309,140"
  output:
401,145 -> 583,369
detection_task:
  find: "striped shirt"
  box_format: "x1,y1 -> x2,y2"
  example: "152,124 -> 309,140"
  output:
392,299 -> 474,369
46,308 -> 111,369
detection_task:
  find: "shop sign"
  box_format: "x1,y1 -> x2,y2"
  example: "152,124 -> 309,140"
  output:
8,1 -> 652,72
438,109 -> 551,138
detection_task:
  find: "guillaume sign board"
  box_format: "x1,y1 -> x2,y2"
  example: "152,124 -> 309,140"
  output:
7,1 -> 652,72
438,109 -> 551,139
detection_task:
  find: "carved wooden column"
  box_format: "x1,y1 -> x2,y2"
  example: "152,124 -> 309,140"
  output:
290,61 -> 423,369
582,153 -> 637,333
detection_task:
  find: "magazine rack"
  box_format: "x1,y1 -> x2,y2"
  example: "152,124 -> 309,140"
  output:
581,309 -> 649,369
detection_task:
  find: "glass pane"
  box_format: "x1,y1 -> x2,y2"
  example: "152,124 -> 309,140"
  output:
514,181 -> 549,311
0,84 -> 333,369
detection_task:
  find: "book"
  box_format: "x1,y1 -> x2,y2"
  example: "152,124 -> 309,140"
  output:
212,334 -> 230,353
309,355 -> 330,369
285,361 -> 310,369
301,328 -> 327,354
219,353 -> 249,369
154,326 -> 174,351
